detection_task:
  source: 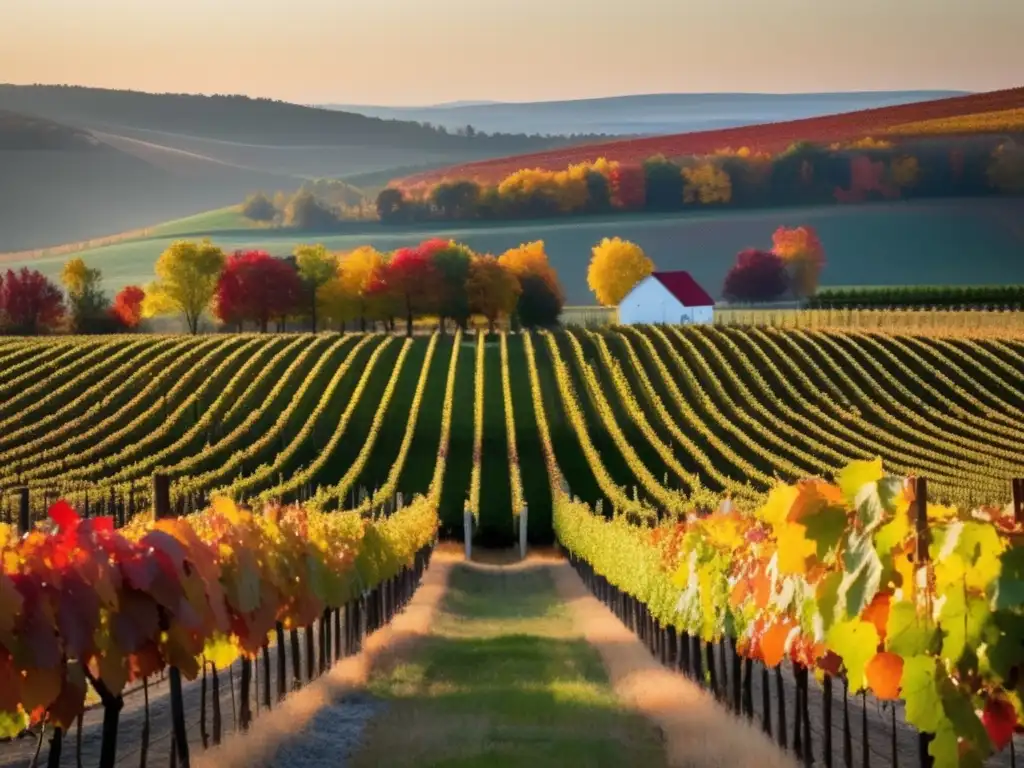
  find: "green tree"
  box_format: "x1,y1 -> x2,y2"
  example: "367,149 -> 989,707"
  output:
642,155 -> 684,210
284,190 -> 338,229
143,240 -> 226,334
376,188 -> 408,223
294,243 -> 336,332
241,191 -> 277,222
430,240 -> 475,331
430,180 -> 481,219
60,257 -> 108,332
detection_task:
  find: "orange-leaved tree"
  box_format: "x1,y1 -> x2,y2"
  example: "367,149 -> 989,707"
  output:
587,237 -> 654,306
771,225 -> 825,300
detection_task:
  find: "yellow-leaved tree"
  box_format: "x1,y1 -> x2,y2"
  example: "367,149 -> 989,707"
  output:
335,245 -> 387,331
143,240 -> 225,334
294,243 -> 336,332
587,237 -> 654,307
682,163 -> 732,204
771,225 -> 825,301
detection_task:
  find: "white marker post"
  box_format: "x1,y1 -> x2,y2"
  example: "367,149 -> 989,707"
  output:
463,506 -> 473,560
519,503 -> 529,559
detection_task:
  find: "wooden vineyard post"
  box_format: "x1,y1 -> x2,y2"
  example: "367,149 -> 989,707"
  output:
155,472 -> 192,768
1012,478 -> 1024,525
914,476 -> 934,768
17,486 -> 29,536
463,506 -> 473,560
519,503 -> 528,560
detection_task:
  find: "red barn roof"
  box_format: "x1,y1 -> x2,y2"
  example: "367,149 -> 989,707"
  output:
650,271 -> 714,307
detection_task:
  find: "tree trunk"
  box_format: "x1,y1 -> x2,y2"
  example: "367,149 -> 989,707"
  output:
311,290 -> 318,334
438,315 -> 446,335
360,315 -> 366,333
260,317 -> 268,333
488,316 -> 495,334
389,317 -> 395,333
406,310 -> 414,338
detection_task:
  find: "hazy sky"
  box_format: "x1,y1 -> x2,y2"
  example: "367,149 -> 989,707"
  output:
2,0 -> 1021,106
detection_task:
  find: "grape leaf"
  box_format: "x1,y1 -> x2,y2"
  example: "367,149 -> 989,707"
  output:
995,546 -> 1024,611
886,600 -> 937,657
0,574 -> 22,642
776,523 -> 815,575
982,697 -> 1017,752
826,619 -> 879,691
861,593 -> 891,642
853,477 -> 904,533
836,457 -> 884,503
942,684 -> 991,757
0,708 -> 27,740
865,651 -> 902,699
758,483 -> 799,527
901,655 -> 943,733
802,505 -> 848,560
938,585 -> 990,665
203,632 -> 240,669
761,620 -> 797,668
815,571 -> 843,634
838,530 -> 882,620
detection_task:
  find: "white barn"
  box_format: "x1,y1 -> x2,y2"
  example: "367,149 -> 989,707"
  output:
618,271 -> 715,325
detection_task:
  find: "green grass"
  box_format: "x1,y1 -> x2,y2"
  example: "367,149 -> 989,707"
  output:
355,563 -> 666,768
146,206 -> 256,238
6,199 -> 1024,308
438,339 -> 476,537
477,340 -> 514,547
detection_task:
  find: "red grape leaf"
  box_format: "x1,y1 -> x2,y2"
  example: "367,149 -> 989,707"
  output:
48,501 -> 79,530
983,697 -> 1018,752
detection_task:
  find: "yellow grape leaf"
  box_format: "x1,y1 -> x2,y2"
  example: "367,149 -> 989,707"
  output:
203,633 -> 240,670
837,457 -> 884,503
927,503 -> 958,521
0,523 -> 12,551
777,523 -> 816,575
758,483 -> 800,528
671,560 -> 690,589
826,619 -> 880,692
212,495 -> 243,525
893,552 -> 916,599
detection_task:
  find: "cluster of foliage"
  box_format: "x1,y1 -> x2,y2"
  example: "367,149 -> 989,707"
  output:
381,136 -> 1024,224
241,179 -> 374,227
811,285 -> 1024,310
0,265 -> 143,336
886,107 -> 1024,136
142,237 -> 565,334
554,459 -> 1024,766
587,237 -> 654,307
721,225 -> 826,303
0,494 -> 438,738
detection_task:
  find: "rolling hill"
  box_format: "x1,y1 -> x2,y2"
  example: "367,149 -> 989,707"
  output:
0,84 -> 602,251
324,90 -> 968,139
395,87 -> 1024,187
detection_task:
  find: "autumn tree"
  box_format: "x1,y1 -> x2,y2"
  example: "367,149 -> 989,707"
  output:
772,225 -> 826,301
0,268 -> 65,334
430,181 -> 481,219
427,239 -> 474,331
143,239 -> 226,334
376,188 -> 408,223
242,191 -> 277,222
215,250 -> 303,332
294,243 -> 336,331
988,141 -> 1024,194
333,245 -> 387,331
587,237 -> 654,307
110,286 -> 145,329
467,255 -> 521,332
60,257 -> 108,332
373,245 -> 440,336
643,156 -> 684,210
498,240 -> 565,327
722,249 -> 790,303
609,165 -> 646,209
683,162 -> 732,204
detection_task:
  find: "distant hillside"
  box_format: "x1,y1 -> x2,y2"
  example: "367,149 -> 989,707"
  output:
0,110 -> 299,252
397,87 -> 1024,187
323,91 -> 969,138
0,85 -> 593,149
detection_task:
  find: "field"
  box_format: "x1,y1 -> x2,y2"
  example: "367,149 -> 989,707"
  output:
3,323 -> 1024,766
396,87 -> 1024,187
4,325 -> 1022,526
4,198 -> 1024,306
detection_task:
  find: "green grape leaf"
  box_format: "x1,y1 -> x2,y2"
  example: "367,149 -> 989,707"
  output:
941,683 -> 991,757
955,522 -> 1003,592
854,476 -> 904,533
0,708 -> 27,740
816,571 -> 843,634
839,531 -> 882,620
929,719 -> 961,768
886,600 -> 937,657
984,612 -> 1024,683
902,655 -> 943,733
803,505 -> 848,560
826,619 -> 879,691
837,457 -> 884,504
938,586 -> 990,665
995,546 -> 1024,611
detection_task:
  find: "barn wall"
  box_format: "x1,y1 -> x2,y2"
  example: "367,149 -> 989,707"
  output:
618,278 -> 714,325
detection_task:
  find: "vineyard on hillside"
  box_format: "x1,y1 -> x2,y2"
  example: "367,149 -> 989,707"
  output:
3,326 -> 1023,533
3,324 -> 1024,765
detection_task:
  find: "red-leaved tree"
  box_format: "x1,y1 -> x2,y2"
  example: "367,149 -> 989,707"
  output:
610,165 -> 647,210
110,285 -> 145,330
371,244 -> 441,336
215,251 -> 303,332
0,268 -> 65,334
722,249 -> 790,303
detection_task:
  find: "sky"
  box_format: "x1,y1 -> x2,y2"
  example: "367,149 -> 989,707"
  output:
1,0 -> 1021,106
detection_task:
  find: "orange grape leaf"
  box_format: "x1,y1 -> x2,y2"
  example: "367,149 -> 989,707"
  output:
862,593 -> 891,643
729,579 -> 750,608
752,570 -> 772,609
865,652 -> 903,700
761,620 -> 797,668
